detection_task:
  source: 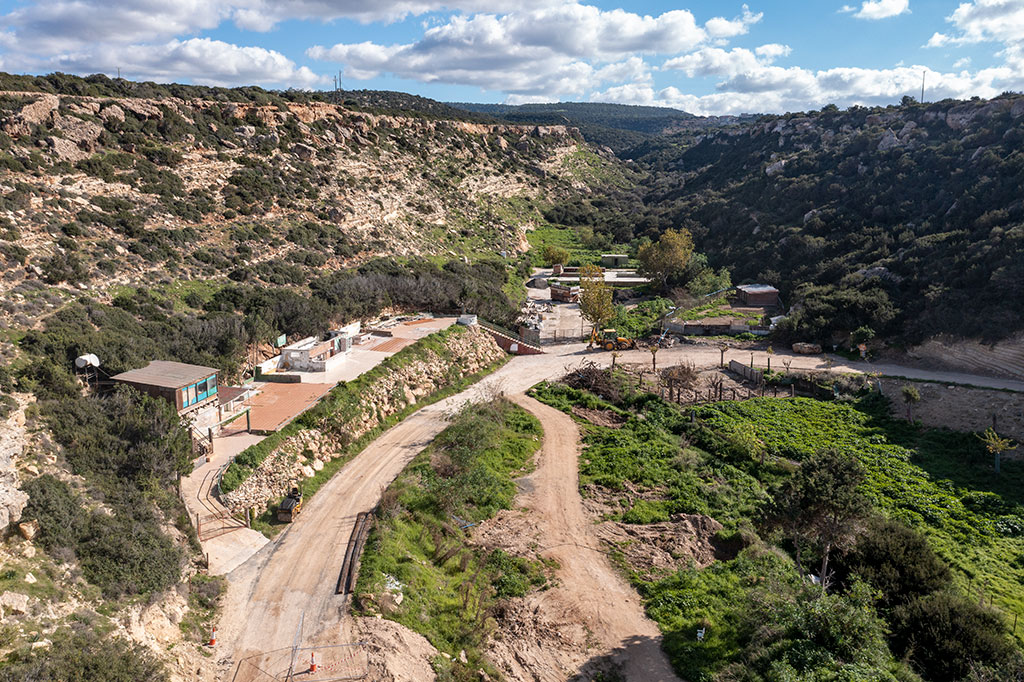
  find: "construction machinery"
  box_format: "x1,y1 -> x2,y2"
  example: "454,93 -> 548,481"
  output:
277,487 -> 303,523
590,328 -> 636,351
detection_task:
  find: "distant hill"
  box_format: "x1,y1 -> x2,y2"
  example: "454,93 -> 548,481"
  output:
554,96 -> 1024,344
450,101 -> 752,151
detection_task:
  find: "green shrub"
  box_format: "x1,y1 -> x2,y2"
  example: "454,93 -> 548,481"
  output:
891,591 -> 1015,681
0,629 -> 168,681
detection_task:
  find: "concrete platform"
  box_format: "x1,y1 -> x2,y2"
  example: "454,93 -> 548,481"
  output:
245,382 -> 333,433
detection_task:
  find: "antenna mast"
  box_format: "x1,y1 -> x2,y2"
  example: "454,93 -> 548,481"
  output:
921,71 -> 925,103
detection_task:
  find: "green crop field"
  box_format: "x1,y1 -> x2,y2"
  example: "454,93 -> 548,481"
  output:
531,376 -> 1024,681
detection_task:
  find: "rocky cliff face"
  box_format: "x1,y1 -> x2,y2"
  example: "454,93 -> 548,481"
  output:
0,395 -> 30,533
223,326 -> 504,512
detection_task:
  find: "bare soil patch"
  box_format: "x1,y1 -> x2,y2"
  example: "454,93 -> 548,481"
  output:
880,378 -> 1024,443
571,405 -> 626,429
595,514 -> 741,581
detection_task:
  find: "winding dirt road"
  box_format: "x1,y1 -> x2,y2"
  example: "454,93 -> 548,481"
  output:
214,341 -> 1024,681
506,394 -> 682,681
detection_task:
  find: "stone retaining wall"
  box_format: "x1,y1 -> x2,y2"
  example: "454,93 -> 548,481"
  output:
222,327 -> 505,512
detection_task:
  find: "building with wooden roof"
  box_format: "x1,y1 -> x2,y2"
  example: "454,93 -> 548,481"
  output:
111,360 -> 219,415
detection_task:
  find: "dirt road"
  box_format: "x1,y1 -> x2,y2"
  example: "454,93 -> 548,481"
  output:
506,395 -> 682,682
215,340 -> 1023,681
216,349 -> 596,681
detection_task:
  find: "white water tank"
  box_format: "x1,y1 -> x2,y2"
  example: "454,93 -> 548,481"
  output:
74,354 -> 101,369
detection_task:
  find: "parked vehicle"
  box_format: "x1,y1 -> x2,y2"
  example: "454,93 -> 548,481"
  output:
590,328 -> 636,351
277,487 -> 303,523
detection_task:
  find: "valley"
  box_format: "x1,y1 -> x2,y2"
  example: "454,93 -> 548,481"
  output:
0,73 -> 1022,682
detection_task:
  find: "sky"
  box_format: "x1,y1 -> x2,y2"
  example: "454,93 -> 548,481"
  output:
0,0 -> 1021,115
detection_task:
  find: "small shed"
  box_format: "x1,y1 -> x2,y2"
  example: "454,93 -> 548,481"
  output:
601,254 -> 629,268
111,360 -> 219,415
736,284 -> 780,307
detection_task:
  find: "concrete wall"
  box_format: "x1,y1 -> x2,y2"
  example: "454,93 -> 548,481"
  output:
729,359 -> 764,385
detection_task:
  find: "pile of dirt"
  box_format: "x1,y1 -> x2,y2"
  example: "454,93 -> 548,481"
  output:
354,616 -> 439,682
472,507 -> 544,560
487,595 -> 596,681
571,405 -> 626,429
595,513 -> 734,579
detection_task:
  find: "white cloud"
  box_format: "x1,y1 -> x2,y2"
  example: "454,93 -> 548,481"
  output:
592,60 -> 1022,115
704,5 -> 763,39
841,0 -> 910,20
308,4 -> 753,96
229,0 -> 559,30
933,0 -> 1024,45
23,38 -> 326,88
0,0 -> 228,53
662,44 -> 791,79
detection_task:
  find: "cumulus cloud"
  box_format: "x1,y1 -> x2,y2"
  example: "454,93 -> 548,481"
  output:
15,38 -> 326,88
841,0 -> 910,20
0,0 -> 228,53
229,0 -> 558,30
592,61 -> 1020,115
704,5 -> 763,39
926,0 -> 1024,46
308,3 -> 757,97
663,44 -> 790,78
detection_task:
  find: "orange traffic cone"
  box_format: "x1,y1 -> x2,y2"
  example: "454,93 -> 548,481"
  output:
309,652 -> 317,673
208,627 -> 217,646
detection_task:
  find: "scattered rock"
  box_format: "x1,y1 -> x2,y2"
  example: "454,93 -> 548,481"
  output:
765,159 -> 787,176
18,519 -> 38,541
1,591 -> 31,616
291,143 -> 316,160
99,104 -> 125,123
24,572 -> 36,584
877,129 -> 901,151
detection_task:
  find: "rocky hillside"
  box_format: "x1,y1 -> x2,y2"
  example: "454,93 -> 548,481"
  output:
0,86 -> 613,330
591,95 -> 1024,345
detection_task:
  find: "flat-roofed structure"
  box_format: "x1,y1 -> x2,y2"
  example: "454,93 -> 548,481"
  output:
736,284 -> 780,307
111,360 -> 219,415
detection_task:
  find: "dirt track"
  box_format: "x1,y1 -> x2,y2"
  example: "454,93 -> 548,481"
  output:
214,341 -> 1024,681
504,395 -> 681,681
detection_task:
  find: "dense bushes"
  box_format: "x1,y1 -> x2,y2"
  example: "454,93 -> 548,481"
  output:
0,629 -> 168,682
17,384 -> 192,599
622,98 -> 1024,343
21,475 -> 183,598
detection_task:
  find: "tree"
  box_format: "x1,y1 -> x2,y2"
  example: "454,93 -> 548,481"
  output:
901,384 -> 921,421
637,228 -> 694,290
978,427 -> 1016,475
541,244 -> 569,267
649,345 -> 659,371
578,264 -> 613,336
768,450 -> 870,592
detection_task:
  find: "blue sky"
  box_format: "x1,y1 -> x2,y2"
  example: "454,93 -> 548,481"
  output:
0,0 -> 1021,114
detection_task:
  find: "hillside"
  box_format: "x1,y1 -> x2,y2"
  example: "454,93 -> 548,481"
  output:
545,95 -> 1024,345
0,76 -> 637,680
450,100 -> 754,151
0,85 -> 630,325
